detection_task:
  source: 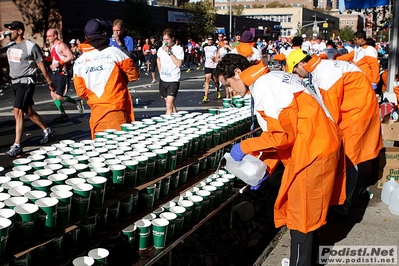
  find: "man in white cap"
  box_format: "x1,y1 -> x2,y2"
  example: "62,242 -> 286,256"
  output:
301,34 -> 311,53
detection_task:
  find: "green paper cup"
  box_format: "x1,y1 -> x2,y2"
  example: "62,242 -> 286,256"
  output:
223,98 -> 232,108
78,171 -> 97,180
177,200 -> 193,226
195,190 -> 211,216
196,131 -> 206,152
208,108 -> 218,115
4,196 -> 28,209
35,197 -> 59,236
122,160 -> 138,189
31,179 -> 53,195
154,180 -> 161,202
170,171 -> 180,190
14,203 -> 39,244
169,206 -> 185,234
65,177 -> 86,186
206,152 -> 217,169
91,167 -> 111,186
0,193 -> 11,203
2,180 -> 23,192
179,166 -> 189,185
87,177 -> 107,209
218,177 -> 230,200
134,156 -> 148,185
70,163 -> 89,173
72,183 -> 93,218
8,186 -> 31,197
139,184 -> 156,210
33,169 -> 53,179
47,173 -> 68,185
96,208 -> 108,234
162,201 -> 176,212
12,158 -> 32,167
0,218 -> 12,256
57,168 -> 77,178
154,149 -> 168,175
50,184 -> 73,192
134,219 -> 151,250
152,207 -> 164,218
210,181 -> 223,207
0,209 -> 15,249
5,170 -> 26,181
203,129 -> 213,150
159,212 -> 177,240
109,164 -> 126,194
108,202 -> 120,225
202,185 -> 217,210
142,152 -> 156,179
24,190 -> 47,203
169,142 -> 184,165
199,157 -> 208,173
151,218 -> 169,249
120,194 -> 134,219
189,161 -> 200,177
121,224 -> 136,254
80,213 -> 98,243
131,190 -> 139,213
29,161 -> 47,171
164,146 -> 178,171
50,190 -> 73,227
160,176 -> 171,198
188,195 -> 203,223
88,248 -> 109,266
73,256 -> 95,266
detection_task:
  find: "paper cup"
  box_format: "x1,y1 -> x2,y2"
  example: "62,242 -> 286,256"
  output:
80,213 -> 98,243
8,186 -> 31,197
179,166 -> 189,185
0,218 -> 12,256
88,248 -> 109,265
50,190 -> 73,227
31,179 -> 53,194
188,195 -> 203,223
154,149 -> 168,175
164,146 -> 178,172
151,218 -> 169,249
195,190 -> 211,216
169,206 -> 186,234
4,196 -> 28,209
121,224 -> 136,254
0,177 -> 11,185
177,200 -> 193,226
159,212 -> 177,240
134,219 -> 152,250
0,193 -> 11,202
72,183 -> 93,218
12,165 -> 32,174
5,170 -> 26,180
120,194 -> 134,219
0,208 -> 15,249
77,171 -> 97,180
139,184 -> 156,210
202,185 -> 217,210
65,178 -> 86,186
72,256 -> 95,266
14,203 -> 39,244
57,168 -> 77,178
25,190 -> 47,203
109,164 -> 126,194
33,169 -> 53,179
209,181 -> 223,207
122,160 -> 138,189
50,184 -> 73,192
70,163 -> 89,173
170,171 -> 180,191
108,202 -> 120,226
48,173 -> 68,185
87,177 -> 107,209
2,180 -> 23,191
142,152 -> 156,179
35,197 -> 59,236
134,156 -> 148,185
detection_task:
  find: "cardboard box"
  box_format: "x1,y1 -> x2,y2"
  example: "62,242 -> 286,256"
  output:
381,122 -> 399,141
377,147 -> 399,188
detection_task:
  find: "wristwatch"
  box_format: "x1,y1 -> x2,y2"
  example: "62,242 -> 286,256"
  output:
168,51 -> 173,56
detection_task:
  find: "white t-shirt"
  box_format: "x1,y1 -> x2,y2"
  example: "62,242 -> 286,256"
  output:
157,45 -> 184,82
203,44 -> 218,69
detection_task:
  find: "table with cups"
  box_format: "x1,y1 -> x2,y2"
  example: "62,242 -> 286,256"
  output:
0,106 -> 260,266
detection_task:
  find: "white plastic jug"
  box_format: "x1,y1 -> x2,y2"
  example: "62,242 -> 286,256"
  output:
224,153 -> 266,186
388,188 -> 399,215
381,178 -> 399,205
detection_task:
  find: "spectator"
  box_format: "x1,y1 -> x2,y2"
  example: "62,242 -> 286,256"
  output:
231,30 -> 261,63
109,19 -> 134,59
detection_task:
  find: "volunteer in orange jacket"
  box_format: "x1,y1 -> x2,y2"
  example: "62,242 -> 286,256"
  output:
336,30 -> 380,90
215,54 -> 346,266
73,19 -> 139,139
286,49 -> 383,215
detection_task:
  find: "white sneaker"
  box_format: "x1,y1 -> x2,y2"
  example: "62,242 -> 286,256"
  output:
281,258 -> 290,266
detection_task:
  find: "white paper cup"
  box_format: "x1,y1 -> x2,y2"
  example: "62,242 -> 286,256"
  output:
65,178 -> 86,186
5,197 -> 29,209
24,190 -> 47,203
72,256 -> 95,266
2,181 -> 24,191
5,171 -> 26,180
44,158 -> 62,165
50,184 -> 73,192
8,186 -> 31,197
48,174 -> 69,185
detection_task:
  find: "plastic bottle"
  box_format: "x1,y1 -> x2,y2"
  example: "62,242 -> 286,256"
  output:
0,30 -> 11,40
381,178 -> 399,205
388,188 -> 399,215
224,153 -> 266,186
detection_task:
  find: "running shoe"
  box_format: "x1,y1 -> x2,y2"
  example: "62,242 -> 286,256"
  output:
186,69 -> 191,73
217,91 -> 221,99
196,66 -> 201,70
151,80 -> 158,84
202,96 -> 209,103
53,114 -> 69,122
40,127 -> 55,145
6,144 -> 23,157
76,99 -> 84,114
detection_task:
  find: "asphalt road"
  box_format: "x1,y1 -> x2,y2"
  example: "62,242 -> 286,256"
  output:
0,66 -> 225,171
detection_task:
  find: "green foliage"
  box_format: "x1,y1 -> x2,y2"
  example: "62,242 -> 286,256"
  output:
265,1 -> 291,8
180,1 -> 217,40
124,2 -> 157,40
12,0 -> 62,45
339,26 -> 355,41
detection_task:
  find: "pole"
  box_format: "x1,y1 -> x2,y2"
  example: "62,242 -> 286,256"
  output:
229,0 -> 232,39
387,0 -> 398,94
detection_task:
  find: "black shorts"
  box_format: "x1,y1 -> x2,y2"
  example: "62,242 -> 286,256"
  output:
204,67 -> 215,75
51,72 -> 69,96
150,55 -> 157,72
159,80 -> 179,98
12,83 -> 35,113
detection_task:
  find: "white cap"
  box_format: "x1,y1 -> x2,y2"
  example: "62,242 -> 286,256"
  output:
69,39 -> 76,44
302,34 -> 307,38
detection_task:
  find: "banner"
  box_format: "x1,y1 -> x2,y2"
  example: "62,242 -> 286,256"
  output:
344,0 -> 389,9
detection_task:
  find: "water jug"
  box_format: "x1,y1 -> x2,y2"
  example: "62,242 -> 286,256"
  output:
381,178 -> 399,205
388,188 -> 399,215
224,153 -> 266,186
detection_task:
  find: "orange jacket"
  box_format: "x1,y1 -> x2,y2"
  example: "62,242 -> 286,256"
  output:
304,55 -> 383,166
336,45 -> 380,84
239,62 -> 346,233
73,46 -> 139,138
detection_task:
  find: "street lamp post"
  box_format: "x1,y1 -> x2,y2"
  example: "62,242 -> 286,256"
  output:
229,0 -> 232,39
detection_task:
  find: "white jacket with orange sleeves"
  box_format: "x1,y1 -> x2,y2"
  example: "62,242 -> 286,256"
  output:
303,55 -> 383,166
73,46 -> 139,138
239,62 -> 346,234
336,44 -> 380,85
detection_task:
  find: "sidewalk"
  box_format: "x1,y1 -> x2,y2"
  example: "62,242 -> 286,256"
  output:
255,159 -> 399,266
